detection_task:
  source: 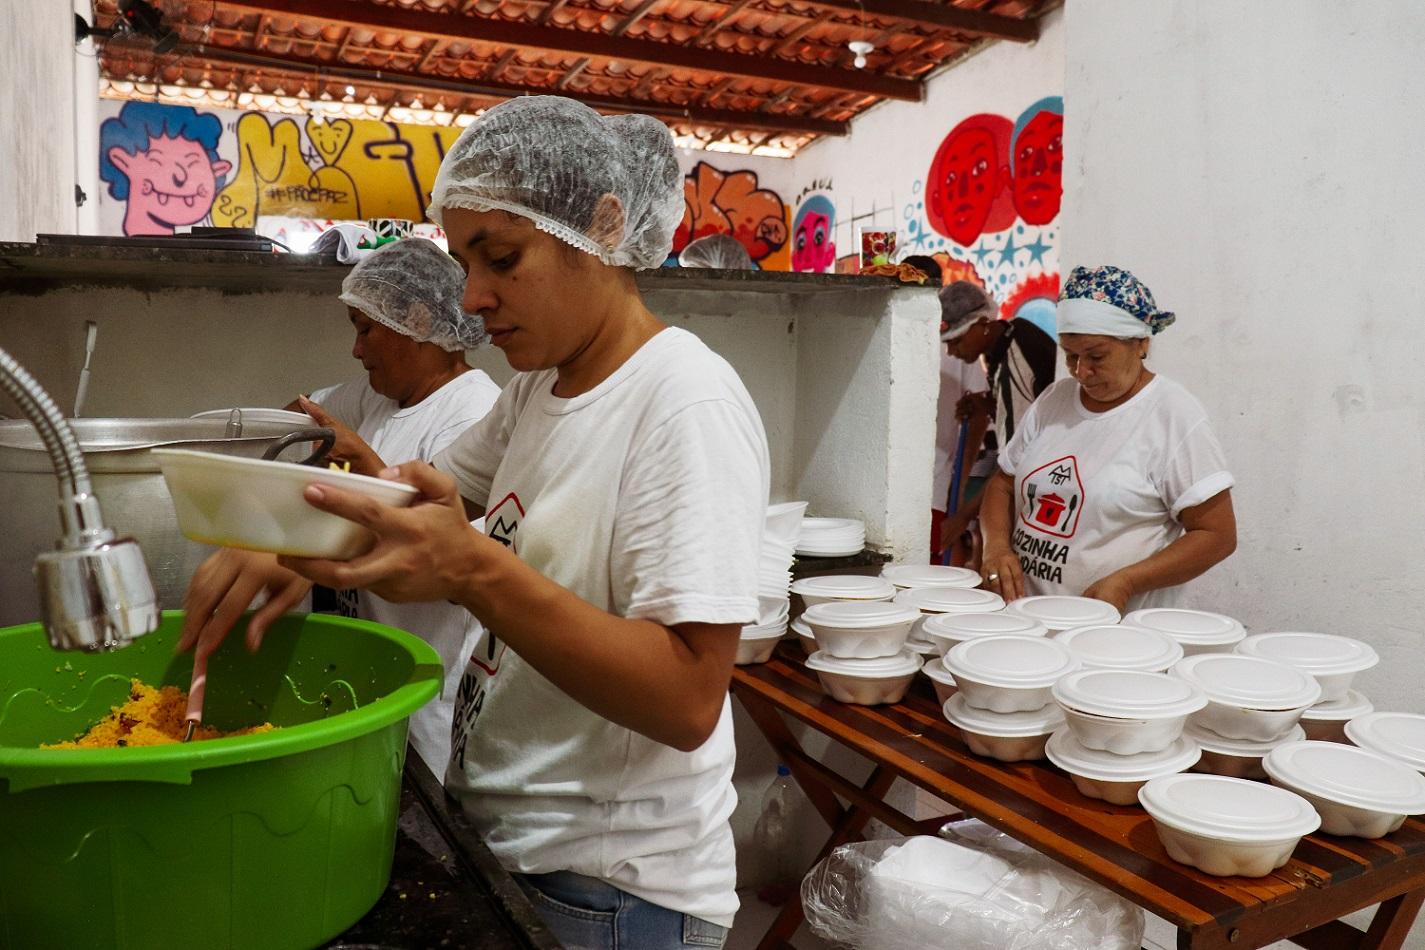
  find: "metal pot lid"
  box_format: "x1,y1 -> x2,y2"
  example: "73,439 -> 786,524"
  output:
1299,689 -> 1374,722
1124,608 -> 1246,646
1056,624 -> 1184,672
923,611 -> 1049,640
893,586 -> 1005,615
1264,740 -> 1425,814
1185,723 -> 1305,757
1172,654 -> 1321,710
1344,713 -> 1425,772
802,600 -> 920,630
1047,729 -> 1201,781
1236,632 -> 1380,677
1053,669 -> 1207,721
881,564 -> 981,589
945,693 -> 1063,737
944,635 -> 1078,688
1007,596 -> 1121,630
790,575 -> 896,600
806,649 -> 921,677
1139,773 -> 1320,842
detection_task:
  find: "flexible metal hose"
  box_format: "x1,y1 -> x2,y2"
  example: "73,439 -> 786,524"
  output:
0,345 -> 96,527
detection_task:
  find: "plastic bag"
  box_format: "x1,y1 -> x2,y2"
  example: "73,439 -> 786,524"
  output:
801,821 -> 1144,950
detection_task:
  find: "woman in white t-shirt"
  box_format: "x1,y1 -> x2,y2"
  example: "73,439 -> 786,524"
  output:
204,98 -> 768,949
979,265 -> 1237,612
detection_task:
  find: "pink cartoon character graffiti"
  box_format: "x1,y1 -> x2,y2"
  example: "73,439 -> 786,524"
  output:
791,193 -> 836,273
100,102 -> 231,236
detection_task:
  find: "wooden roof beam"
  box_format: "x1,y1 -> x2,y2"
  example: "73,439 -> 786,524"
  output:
803,0 -> 1039,42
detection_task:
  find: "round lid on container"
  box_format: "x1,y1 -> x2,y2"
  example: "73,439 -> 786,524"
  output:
894,587 -> 1006,615
1185,723 -> 1306,756
790,575 -> 896,600
881,564 -> 981,589
1125,608 -> 1245,647
1052,669 -> 1207,720
1056,624 -> 1184,672
1007,596 -> 1121,630
1138,773 -> 1321,843
1264,740 -> 1425,814
802,600 -> 921,630
790,617 -> 812,638
1047,730 -> 1201,781
922,660 -> 956,685
805,649 -> 922,678
945,694 -> 1063,737
944,635 -> 1079,689
800,517 -> 862,533
905,637 -> 941,657
923,611 -> 1049,641
1344,713 -> 1425,772
1172,654 -> 1322,710
740,621 -> 786,641
1299,690 -> 1374,723
1236,632 -> 1380,677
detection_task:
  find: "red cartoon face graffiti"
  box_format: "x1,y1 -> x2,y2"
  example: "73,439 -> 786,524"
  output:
926,115 -> 1014,247
1011,111 -> 1064,224
107,134 -> 231,235
792,210 -> 834,273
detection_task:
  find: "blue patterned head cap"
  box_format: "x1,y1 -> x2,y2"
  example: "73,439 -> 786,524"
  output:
1057,265 -> 1176,337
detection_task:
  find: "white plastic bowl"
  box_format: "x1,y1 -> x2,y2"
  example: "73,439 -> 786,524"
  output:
1298,690 -> 1373,743
1345,712 -> 1425,774
1055,624 -> 1183,673
919,611 -> 1048,657
795,517 -> 865,557
790,574 -> 896,607
880,564 -> 981,590
1005,596 -> 1121,633
153,448 -> 419,560
1236,632 -> 1379,704
801,600 -> 920,659
735,626 -> 784,665
1186,724 -> 1305,780
944,694 -> 1063,762
943,635 -> 1079,713
805,649 -> 922,705
1052,670 -> 1207,755
764,501 -> 808,545
893,587 -> 1006,638
1138,773 -> 1320,877
921,659 -> 958,705
791,617 -> 818,656
1047,729 -> 1200,805
1173,654 -> 1321,742
1264,740 -> 1425,838
1125,608 -> 1246,655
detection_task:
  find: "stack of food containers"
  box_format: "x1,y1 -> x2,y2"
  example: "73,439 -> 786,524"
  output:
794,517 -> 865,557
1235,632 -> 1379,741
1005,596 -> 1122,635
736,501 -> 806,665
1124,607 -> 1245,656
940,636 -> 1076,762
918,612 -> 1047,704
893,586 -> 1005,650
791,574 -> 919,702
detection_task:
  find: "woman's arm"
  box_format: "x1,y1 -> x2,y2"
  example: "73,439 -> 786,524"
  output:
1083,490 -> 1237,611
977,470 -> 1026,601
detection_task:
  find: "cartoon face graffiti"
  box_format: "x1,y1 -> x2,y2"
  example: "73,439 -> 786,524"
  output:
675,162 -> 787,263
1010,97 -> 1064,225
791,194 -> 836,273
99,102 -> 231,236
925,113 -> 1015,247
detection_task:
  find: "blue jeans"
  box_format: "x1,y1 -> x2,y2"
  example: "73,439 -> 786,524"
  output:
515,870 -> 729,950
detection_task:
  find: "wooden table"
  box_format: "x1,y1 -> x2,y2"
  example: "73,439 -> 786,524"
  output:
732,644 -> 1425,950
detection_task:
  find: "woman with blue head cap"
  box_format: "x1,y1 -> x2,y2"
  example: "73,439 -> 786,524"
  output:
977,265 -> 1237,613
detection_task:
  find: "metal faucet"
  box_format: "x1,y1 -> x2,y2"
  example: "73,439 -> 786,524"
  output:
0,346 -> 159,651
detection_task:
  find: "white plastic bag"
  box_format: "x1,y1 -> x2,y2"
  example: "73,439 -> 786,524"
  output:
801,821 -> 1144,950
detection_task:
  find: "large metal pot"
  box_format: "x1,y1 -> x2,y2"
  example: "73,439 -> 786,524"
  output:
0,418 -> 330,626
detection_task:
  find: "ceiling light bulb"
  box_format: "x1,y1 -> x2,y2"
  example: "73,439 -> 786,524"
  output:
848,40 -> 874,69
345,84 -> 355,95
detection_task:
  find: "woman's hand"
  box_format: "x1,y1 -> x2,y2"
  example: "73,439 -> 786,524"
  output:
1083,572 -> 1136,614
955,391 -> 995,422
980,545 -> 1025,602
298,396 -> 386,477
278,461 -> 494,605
178,548 -> 313,657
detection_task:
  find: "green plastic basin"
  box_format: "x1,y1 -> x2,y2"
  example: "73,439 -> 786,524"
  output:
0,611 -> 442,950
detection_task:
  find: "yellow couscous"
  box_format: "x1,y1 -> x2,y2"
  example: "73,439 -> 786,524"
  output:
43,679 -> 275,748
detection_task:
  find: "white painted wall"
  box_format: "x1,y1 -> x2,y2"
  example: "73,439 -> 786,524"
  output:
1062,3 -> 1425,941
0,0 -> 78,241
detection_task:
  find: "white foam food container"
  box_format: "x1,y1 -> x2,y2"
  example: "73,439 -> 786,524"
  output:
922,659 -> 957,705
1052,670 -> 1207,755
1187,724 -> 1306,780
904,636 -> 941,659
1125,608 -> 1246,655
795,517 -> 865,557
1236,632 -> 1379,704
880,564 -> 982,590
735,631 -> 783,665
1055,624 -> 1183,673
801,600 -> 920,659
1047,730 -> 1200,805
1172,654 -> 1321,742
1264,740 -> 1425,838
944,694 -> 1064,762
1345,712 -> 1425,774
805,649 -> 922,705
1138,774 -> 1320,877
893,587 -> 1006,639
1298,690 -> 1373,743
1006,596 -> 1121,633
791,617 -> 818,655
153,448 -> 419,560
790,574 -> 896,607
943,635 -> 1079,713
920,611 -> 1048,656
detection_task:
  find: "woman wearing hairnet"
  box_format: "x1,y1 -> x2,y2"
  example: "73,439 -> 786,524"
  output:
180,238 -> 500,775
186,97 -> 768,948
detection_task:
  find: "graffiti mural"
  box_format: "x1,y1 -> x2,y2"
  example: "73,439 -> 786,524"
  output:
791,183 -> 836,274
674,162 -> 788,268
100,102 -> 232,236
1009,96 -> 1064,225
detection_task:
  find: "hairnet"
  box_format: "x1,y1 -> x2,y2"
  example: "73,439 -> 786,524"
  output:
428,96 -> 683,270
338,238 -> 487,351
679,234 -> 756,270
939,281 -> 997,341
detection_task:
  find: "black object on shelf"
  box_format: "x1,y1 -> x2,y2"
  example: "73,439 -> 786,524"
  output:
37,231 -> 278,253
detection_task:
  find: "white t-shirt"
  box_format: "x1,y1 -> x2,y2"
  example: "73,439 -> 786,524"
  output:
999,376 -> 1233,610
309,369 -> 502,773
434,327 -> 769,929
934,353 -> 989,511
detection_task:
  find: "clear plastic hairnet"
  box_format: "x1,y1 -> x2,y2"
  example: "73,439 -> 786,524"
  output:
679,233 -> 756,270
338,238 -> 487,352
428,96 -> 683,270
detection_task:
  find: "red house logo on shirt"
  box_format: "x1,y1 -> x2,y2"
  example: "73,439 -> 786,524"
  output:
1019,455 -> 1084,539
